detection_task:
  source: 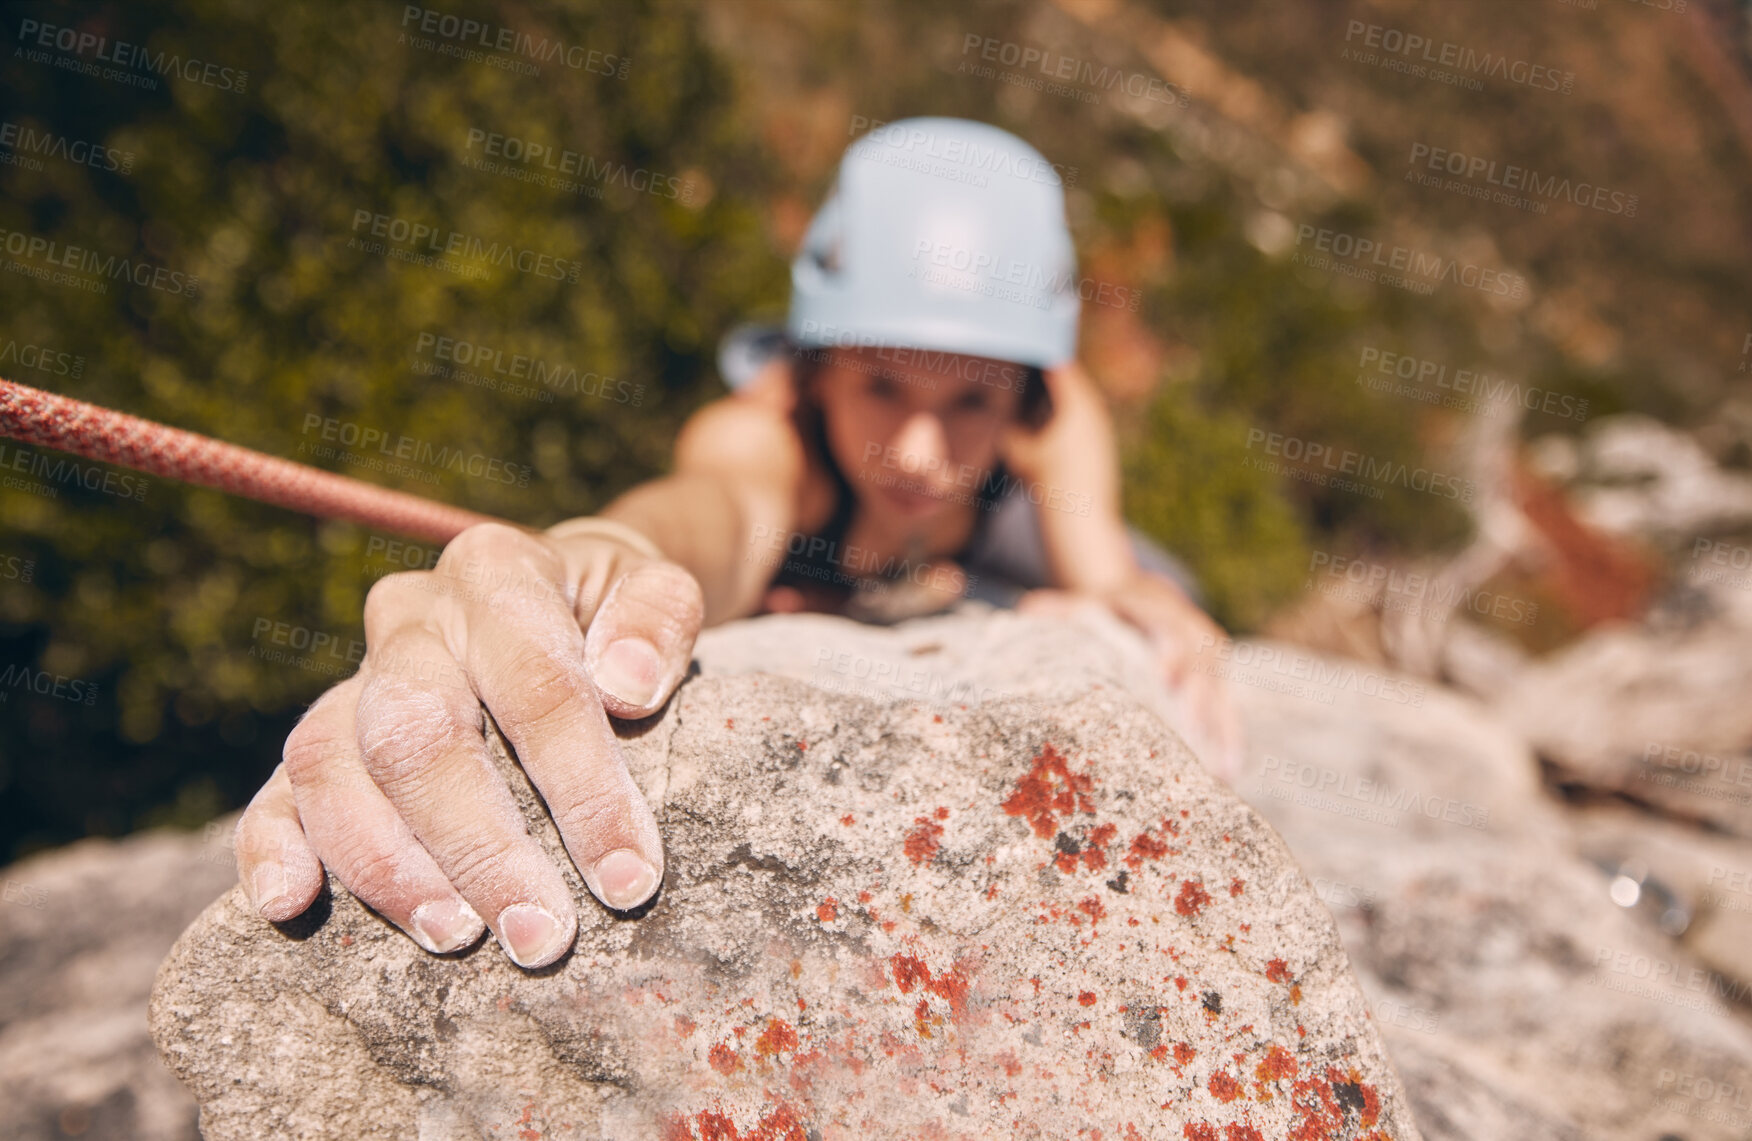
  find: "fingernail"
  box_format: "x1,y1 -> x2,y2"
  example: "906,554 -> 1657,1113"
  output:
411,898 -> 485,954
251,864 -> 289,915
594,637 -> 662,708
592,848 -> 659,910
497,903 -> 570,968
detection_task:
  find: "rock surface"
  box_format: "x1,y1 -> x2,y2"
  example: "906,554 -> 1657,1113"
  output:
1568,804 -> 1752,1001
1228,637 -> 1752,1141
0,823 -> 238,1141
1495,579 -> 1752,838
730,611 -> 1752,1140
150,610 -> 1421,1141
1551,414 -> 1752,543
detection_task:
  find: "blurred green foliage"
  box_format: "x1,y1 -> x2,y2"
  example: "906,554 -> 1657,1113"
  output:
0,0 -> 786,858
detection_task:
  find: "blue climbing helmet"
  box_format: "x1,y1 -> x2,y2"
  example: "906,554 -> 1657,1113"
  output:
785,117 -> 1080,371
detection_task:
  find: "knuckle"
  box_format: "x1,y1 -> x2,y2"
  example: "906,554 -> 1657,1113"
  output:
551,781 -> 633,847
441,830 -> 526,897
608,562 -> 706,643
363,572 -> 434,636
440,523 -> 558,579
283,710 -> 351,786
232,804 -> 272,865
332,841 -> 409,905
355,677 -> 475,790
496,645 -> 589,730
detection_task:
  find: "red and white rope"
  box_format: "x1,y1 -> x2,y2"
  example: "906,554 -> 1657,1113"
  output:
0,376 -> 508,544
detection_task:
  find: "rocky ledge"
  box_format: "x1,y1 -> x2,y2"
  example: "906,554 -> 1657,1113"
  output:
148,610 -> 1420,1140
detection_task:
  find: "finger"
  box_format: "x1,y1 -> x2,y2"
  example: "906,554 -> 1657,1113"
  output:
283,676 -> 487,954
582,559 -> 705,718
438,529 -> 666,914
760,584 -> 808,614
1178,671 -> 1243,785
1016,588 -> 1101,619
465,603 -> 667,913
1157,636 -> 1193,689
1210,682 -> 1246,783
234,762 -> 324,923
359,574 -> 581,968
1040,361 -> 1084,399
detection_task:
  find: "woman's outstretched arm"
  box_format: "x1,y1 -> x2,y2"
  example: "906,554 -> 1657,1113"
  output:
1003,363 -> 1244,781
232,394 -> 803,967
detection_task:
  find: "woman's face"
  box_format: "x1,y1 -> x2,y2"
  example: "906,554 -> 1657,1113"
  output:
813,346 -> 1026,522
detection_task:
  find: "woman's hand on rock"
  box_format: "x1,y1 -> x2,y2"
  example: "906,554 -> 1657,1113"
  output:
232,521 -> 703,968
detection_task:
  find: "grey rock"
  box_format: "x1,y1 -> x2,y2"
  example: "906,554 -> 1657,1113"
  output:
151,610 -> 1421,1141
0,823 -> 240,1141
1558,415 -> 1752,543
1495,580 -> 1752,838
1228,638 -> 1752,1141
1569,804 -> 1752,996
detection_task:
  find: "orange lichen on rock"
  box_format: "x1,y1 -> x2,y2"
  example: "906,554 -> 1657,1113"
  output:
1208,1071 -> 1243,1103
887,951 -> 971,1022
665,1101 -> 810,1141
904,817 -> 944,865
755,1018 -> 798,1057
1174,880 -> 1212,918
152,628 -> 1422,1141
1283,1065 -> 1383,1140
1002,743 -> 1095,839
1124,830 -> 1169,870
1256,1045 -> 1298,1083
891,953 -> 931,994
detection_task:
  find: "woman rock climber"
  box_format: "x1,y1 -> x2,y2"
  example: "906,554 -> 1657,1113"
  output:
232,117 -> 1241,969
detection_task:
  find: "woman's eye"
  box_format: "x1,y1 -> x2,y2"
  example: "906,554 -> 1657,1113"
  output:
949,392 -> 992,415
868,375 -> 902,401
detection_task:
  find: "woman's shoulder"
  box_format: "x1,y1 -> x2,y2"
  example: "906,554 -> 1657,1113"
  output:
675,388 -> 802,477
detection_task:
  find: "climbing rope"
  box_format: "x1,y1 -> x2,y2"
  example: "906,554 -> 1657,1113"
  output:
0,376 -> 509,545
